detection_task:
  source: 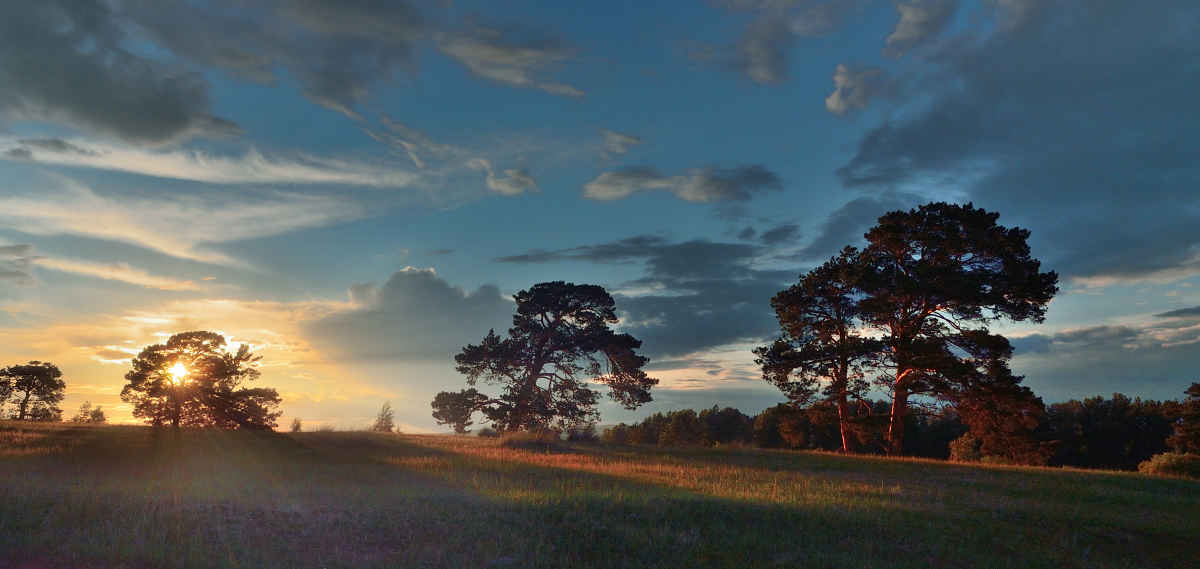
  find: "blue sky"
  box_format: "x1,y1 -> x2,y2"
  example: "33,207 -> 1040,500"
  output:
1,0 -> 1198,430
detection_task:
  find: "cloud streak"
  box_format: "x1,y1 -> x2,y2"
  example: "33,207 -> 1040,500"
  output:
583,165 -> 782,203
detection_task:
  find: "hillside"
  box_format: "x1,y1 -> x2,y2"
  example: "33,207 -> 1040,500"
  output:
0,421 -> 1196,569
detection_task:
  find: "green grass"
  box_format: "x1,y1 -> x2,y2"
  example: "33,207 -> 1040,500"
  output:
0,421 -> 1196,568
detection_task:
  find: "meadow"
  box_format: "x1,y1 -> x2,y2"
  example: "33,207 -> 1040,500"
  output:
0,421 -> 1195,569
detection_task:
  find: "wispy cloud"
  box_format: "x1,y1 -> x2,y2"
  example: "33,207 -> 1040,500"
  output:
0,175 -> 364,265
436,25 -> 584,97
32,257 -> 200,291
583,165 -> 782,203
1,137 -> 421,188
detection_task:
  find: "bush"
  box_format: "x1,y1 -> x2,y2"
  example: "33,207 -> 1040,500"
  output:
1138,452 -> 1200,479
949,433 -> 983,462
602,423 -> 631,445
499,430 -> 564,452
475,427 -> 499,438
566,423 -> 599,443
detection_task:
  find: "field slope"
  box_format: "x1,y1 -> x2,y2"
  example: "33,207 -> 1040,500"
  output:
0,421 -> 1196,569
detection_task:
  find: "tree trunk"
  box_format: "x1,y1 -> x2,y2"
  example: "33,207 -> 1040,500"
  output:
16,391 -> 31,420
887,386 -> 908,455
836,394 -> 855,453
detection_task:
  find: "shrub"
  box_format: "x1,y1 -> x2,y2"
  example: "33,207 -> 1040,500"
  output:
1138,452 -> 1200,479
475,427 -> 499,438
499,430 -> 563,452
602,423 -> 631,445
949,433 -> 983,462
566,423 -> 599,443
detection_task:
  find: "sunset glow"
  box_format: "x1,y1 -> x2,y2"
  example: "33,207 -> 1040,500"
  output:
168,362 -> 188,384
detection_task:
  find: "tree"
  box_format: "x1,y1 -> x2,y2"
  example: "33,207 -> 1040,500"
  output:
756,247 -> 881,453
121,331 -> 282,430
290,418 -> 302,433
857,203 -> 1058,454
1167,383 -> 1200,454
432,281 -> 658,432
70,401 -> 106,424
1,361 -> 65,421
372,401 -> 395,433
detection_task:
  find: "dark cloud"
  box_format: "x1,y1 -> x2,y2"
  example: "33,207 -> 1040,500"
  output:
1012,323 -> 1200,401
16,138 -> 97,156
779,192 -> 915,262
737,226 -> 757,240
120,0 -> 425,119
499,236 -> 796,358
2,148 -> 31,160
1157,306 -> 1200,319
758,222 -> 800,245
0,0 -> 239,144
836,1 -> 1200,283
583,165 -> 782,203
884,0 -> 957,56
0,243 -> 35,289
306,267 -> 513,361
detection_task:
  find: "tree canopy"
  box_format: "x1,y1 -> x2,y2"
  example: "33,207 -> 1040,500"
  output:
1,361 -> 65,421
121,331 -> 282,430
432,281 -> 657,432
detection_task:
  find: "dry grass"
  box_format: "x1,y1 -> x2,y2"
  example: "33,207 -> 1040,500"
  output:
0,421 -> 1196,568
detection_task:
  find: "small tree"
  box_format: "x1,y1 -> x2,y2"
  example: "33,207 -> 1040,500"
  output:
70,401 -> 106,424
757,247 -> 881,453
2,361 -> 65,421
121,331 -> 281,430
1167,382 -> 1200,454
372,401 -> 395,433
290,417 -> 302,433
432,281 -> 658,433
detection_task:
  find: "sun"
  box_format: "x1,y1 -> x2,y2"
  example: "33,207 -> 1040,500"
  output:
168,362 -> 188,384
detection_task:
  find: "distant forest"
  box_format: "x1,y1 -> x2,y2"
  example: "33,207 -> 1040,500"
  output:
597,390 -> 1194,472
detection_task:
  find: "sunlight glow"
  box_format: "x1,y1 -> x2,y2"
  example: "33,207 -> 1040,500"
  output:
168,362 -> 188,384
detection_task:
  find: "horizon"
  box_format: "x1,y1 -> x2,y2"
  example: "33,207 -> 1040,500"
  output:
1,1 -> 1198,431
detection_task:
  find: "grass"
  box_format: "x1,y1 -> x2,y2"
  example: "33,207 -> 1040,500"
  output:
0,421 -> 1196,568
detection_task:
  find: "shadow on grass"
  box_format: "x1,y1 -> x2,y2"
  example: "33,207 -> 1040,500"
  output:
1,427 -> 1195,569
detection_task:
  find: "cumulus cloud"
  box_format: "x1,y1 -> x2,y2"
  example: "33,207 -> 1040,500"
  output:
0,137 -> 421,188
836,1 -> 1200,284
0,0 -> 239,144
885,0 -> 958,56
600,129 -> 642,156
825,64 -> 891,115
498,235 -> 795,358
305,267 -> 513,361
583,165 -> 782,203
0,175 -> 364,266
32,257 -> 200,291
436,24 -> 584,97
467,158 -> 538,196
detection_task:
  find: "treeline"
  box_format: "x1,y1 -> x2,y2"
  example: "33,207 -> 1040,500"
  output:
601,390 -> 1198,471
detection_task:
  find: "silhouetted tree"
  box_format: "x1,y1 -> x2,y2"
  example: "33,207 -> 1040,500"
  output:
857,203 -> 1058,454
699,405 -> 753,445
432,389 -> 488,434
659,409 -> 707,446
70,401 -> 106,424
432,282 -> 658,432
372,401 -> 395,433
290,417 -> 302,433
2,361 -> 65,421
1168,383 -> 1200,454
757,247 -> 881,453
1046,393 -> 1182,469
121,331 -> 281,430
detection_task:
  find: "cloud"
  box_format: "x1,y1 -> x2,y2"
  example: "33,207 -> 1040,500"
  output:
364,115 -> 459,169
885,0 -> 958,56
466,158 -> 538,196
1156,306 -> 1200,319
600,129 -> 642,156
0,136 -> 422,188
0,175 -> 364,265
0,1 -> 240,144
306,267 -> 513,361
32,257 -> 200,291
498,236 -> 795,358
0,244 -> 35,286
758,223 -> 801,246
703,0 -> 866,84
825,64 -> 891,115
583,165 -> 782,203
836,1 -> 1200,284
779,192 -> 916,261
119,0 -> 425,119
436,24 -> 584,97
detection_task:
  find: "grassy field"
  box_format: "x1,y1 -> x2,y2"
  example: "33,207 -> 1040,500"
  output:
0,421 -> 1196,569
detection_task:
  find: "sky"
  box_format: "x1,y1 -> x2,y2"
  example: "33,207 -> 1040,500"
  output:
1,0 -> 1198,431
